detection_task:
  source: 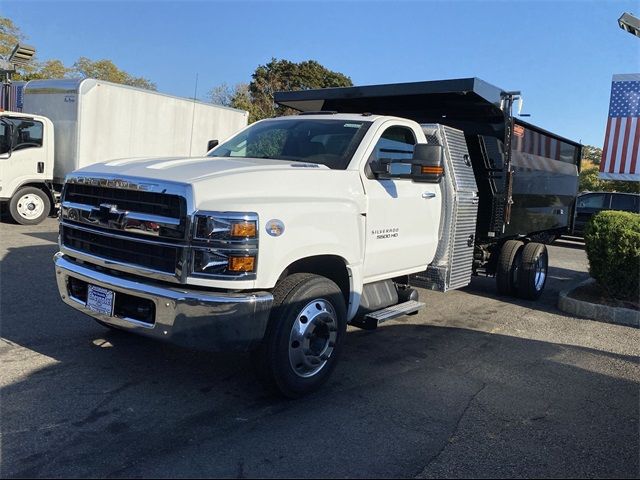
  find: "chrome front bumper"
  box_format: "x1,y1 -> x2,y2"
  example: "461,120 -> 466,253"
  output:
53,253 -> 273,352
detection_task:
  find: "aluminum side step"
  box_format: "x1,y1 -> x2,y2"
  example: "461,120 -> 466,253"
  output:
351,300 -> 425,330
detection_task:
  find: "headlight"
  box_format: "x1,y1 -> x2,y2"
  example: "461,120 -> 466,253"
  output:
191,212 -> 258,279
192,248 -> 257,276
194,213 -> 258,241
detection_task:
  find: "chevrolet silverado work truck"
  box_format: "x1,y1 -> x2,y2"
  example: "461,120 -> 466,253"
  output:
54,78 -> 581,397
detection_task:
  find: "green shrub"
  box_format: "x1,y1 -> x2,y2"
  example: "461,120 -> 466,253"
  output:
584,211 -> 640,301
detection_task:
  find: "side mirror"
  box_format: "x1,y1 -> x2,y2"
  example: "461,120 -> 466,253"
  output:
207,139 -> 219,151
411,144 -> 444,183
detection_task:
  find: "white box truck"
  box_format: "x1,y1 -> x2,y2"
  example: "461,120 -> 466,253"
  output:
0,78 -> 248,224
53,78 -> 581,397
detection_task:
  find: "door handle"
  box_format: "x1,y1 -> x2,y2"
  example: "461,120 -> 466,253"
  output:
422,192 -> 436,199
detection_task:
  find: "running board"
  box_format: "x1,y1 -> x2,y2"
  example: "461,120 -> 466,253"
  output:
350,300 -> 425,330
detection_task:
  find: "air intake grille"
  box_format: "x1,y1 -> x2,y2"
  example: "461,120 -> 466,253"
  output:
62,226 -> 180,274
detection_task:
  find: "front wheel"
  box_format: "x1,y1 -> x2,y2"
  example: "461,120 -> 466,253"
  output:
251,273 -> 347,398
9,187 -> 51,225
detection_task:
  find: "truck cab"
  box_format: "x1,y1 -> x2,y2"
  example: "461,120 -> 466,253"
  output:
53,113 -> 451,396
0,111 -> 55,224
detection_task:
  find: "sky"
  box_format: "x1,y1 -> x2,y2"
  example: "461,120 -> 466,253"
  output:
4,0 -> 639,147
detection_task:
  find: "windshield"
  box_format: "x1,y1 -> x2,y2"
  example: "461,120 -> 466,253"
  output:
208,118 -> 371,170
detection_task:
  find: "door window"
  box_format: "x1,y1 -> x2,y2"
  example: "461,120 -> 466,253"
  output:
578,193 -> 607,209
1,118 -> 43,152
611,194 -> 640,213
0,122 -> 9,154
371,126 -> 416,163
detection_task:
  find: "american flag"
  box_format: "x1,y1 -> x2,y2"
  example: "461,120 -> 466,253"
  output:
600,74 -> 640,181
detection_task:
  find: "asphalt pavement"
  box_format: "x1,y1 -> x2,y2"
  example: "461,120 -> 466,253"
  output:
1,218 -> 638,478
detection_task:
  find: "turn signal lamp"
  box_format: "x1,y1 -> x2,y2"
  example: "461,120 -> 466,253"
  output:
421,166 -> 444,175
228,256 -> 256,272
230,221 -> 257,238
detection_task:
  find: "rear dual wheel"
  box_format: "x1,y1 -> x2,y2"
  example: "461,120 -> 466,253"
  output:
496,240 -> 523,296
517,243 -> 548,300
495,241 -> 548,300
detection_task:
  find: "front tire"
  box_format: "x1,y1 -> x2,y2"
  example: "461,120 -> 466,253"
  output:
251,273 -> 347,398
9,187 -> 51,225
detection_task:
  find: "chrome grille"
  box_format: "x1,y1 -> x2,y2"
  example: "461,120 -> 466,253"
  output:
65,183 -> 184,219
62,225 -> 180,274
60,177 -> 190,282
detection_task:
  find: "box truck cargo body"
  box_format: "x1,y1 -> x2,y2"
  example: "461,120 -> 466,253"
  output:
0,78 -> 248,224
23,78 -> 248,183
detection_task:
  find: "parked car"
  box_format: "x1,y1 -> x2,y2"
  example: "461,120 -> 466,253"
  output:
573,191 -> 640,235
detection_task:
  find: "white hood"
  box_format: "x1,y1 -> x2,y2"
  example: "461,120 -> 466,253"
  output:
76,155 -> 319,184
71,155 -> 366,213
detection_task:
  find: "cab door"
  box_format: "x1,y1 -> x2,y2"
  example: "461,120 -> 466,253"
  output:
0,116 -> 48,197
360,121 -> 442,282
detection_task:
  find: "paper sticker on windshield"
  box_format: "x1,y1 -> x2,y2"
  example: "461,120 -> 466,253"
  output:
266,219 -> 285,237
343,123 -> 362,128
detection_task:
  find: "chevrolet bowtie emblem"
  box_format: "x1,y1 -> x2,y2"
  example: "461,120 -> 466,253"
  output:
89,203 -> 129,228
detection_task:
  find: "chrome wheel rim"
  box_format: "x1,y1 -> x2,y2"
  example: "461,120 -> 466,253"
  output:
534,252 -> 547,291
289,299 -> 338,378
16,194 -> 45,220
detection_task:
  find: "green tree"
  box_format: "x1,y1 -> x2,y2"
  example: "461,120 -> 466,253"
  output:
249,58 -> 352,122
73,57 -> 156,90
581,144 -> 602,166
0,17 -> 24,58
0,17 -> 38,79
23,59 -> 70,80
210,59 -> 353,123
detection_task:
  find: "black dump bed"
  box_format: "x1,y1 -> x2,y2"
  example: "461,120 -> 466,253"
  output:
275,78 -> 582,242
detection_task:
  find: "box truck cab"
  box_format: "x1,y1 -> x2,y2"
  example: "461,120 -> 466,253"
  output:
0,111 -> 55,223
1,78 -> 248,225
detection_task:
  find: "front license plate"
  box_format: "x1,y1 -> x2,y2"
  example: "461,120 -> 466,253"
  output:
86,285 -> 115,316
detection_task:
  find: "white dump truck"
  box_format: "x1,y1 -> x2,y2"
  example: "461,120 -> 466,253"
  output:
0,78 -> 248,224
53,78 -> 581,397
